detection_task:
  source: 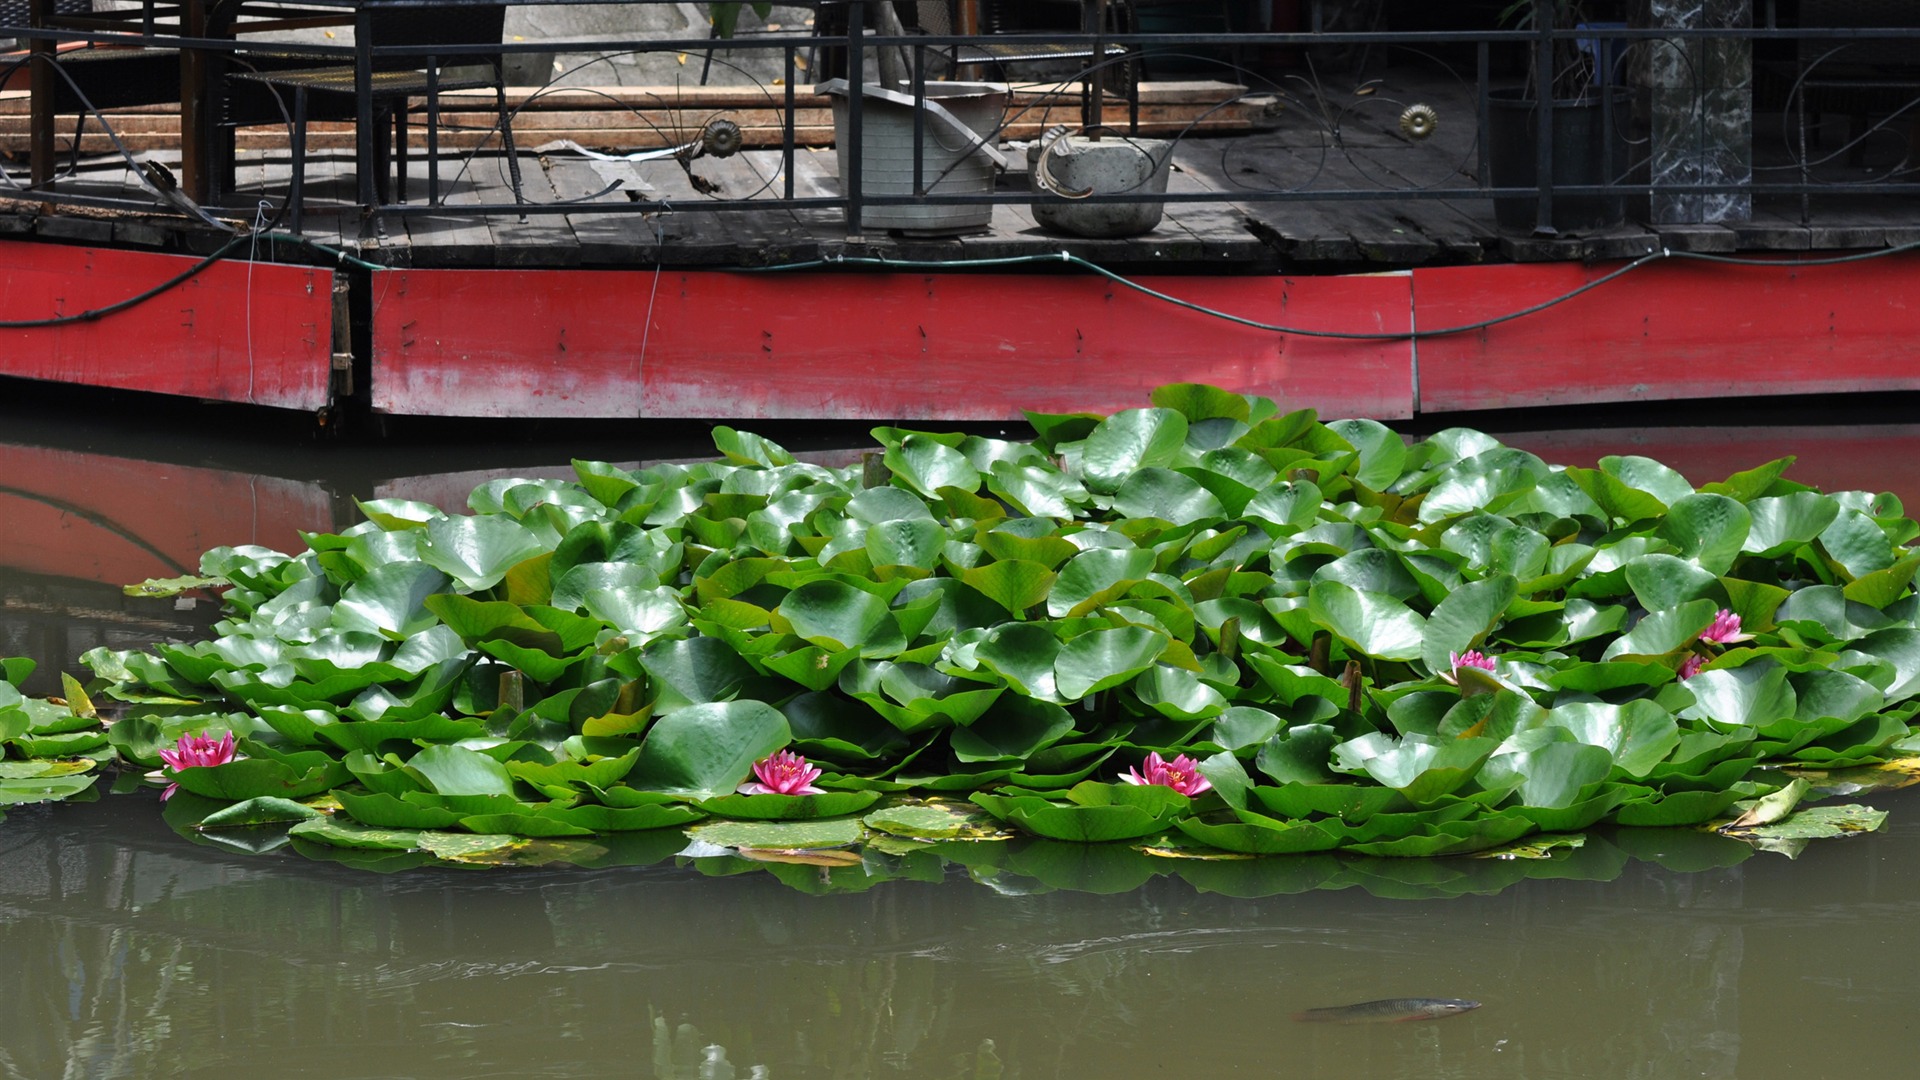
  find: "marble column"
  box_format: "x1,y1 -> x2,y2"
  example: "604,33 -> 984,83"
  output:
1647,0 -> 1753,223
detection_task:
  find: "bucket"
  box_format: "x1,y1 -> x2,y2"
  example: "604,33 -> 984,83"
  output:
820,79 -> 1008,235
1028,136 -> 1172,239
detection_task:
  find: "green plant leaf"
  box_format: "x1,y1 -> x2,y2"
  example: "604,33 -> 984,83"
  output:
1054,626 -> 1167,700
417,514 -> 547,591
626,700 -> 790,797
1309,580 -> 1427,661
1420,574 -> 1517,676
403,745 -> 518,797
331,563 -> 452,640
960,560 -> 1057,617
884,434 -> 981,500
1080,407 -> 1189,494
1744,492 -> 1840,557
778,580 -> 907,657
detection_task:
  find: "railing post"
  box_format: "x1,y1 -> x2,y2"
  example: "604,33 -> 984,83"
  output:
1532,0 -> 1556,236
1088,0 -> 1107,134
355,3 -> 376,217
783,44 -> 796,202
845,0 -> 864,236
27,0 -> 51,188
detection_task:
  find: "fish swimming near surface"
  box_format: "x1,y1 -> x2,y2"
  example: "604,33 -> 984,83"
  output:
1291,998 -> 1481,1024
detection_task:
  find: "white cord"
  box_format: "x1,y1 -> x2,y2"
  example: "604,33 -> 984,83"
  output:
245,200 -> 271,405
637,216 -> 666,388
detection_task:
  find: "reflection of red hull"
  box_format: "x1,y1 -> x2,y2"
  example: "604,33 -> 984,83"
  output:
5,423 -> 1918,592
0,443 -> 335,587
1498,425 -> 1920,513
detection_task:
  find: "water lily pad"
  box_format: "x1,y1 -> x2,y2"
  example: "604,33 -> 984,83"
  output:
288,816 -> 423,850
696,791 -> 883,820
625,700 -> 790,798
688,817 -> 866,850
533,802 -> 706,831
171,757 -> 343,801
1722,803 -> 1887,844
1174,812 -> 1343,854
863,800 -> 1013,840
335,790 -> 466,829
0,774 -> 98,805
970,783 -> 1188,842
416,831 -> 526,861
197,796 -> 325,828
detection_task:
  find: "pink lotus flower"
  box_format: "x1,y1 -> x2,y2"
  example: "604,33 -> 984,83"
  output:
738,750 -> 825,796
1122,752 -> 1212,797
1678,654 -> 1706,681
157,731 -> 236,801
1700,609 -> 1752,644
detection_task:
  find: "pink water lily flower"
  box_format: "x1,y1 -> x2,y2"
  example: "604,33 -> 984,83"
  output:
739,750 -> 825,796
157,731 -> 236,801
1452,650 -> 1496,674
1678,654 -> 1707,681
1700,609 -> 1752,644
1441,649 -> 1496,684
1122,752 -> 1212,797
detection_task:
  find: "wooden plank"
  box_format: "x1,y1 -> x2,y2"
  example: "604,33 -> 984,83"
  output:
545,154 -> 664,266
478,150 -> 580,269
0,82 -> 1259,153
1497,223 -> 1661,263
1654,223 -> 1737,253
1729,206 -> 1813,251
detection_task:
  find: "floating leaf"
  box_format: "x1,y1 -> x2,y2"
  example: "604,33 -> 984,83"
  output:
626,700 -> 790,798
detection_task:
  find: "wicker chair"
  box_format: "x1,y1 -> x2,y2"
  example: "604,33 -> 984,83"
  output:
225,3 -> 522,230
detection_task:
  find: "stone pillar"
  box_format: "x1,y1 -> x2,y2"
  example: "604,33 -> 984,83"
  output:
1647,0 -> 1753,223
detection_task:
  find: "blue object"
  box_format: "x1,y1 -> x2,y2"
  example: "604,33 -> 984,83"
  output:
1576,21 -> 1628,87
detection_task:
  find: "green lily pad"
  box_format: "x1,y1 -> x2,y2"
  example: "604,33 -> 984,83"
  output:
288,816 -> 423,851
688,817 -> 867,850
863,800 -> 1014,840
197,796 -> 325,828
696,791 -> 883,820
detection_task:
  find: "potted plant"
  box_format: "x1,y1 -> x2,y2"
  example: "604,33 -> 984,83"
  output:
1487,0 -> 1628,234
708,2 -> 771,39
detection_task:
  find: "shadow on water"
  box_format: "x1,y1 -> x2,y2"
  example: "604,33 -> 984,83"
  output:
6,381 -> 1920,1077
4,785 -> 1920,1079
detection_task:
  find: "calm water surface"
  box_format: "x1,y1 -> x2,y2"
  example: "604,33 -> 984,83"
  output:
2,401 -> 1917,1079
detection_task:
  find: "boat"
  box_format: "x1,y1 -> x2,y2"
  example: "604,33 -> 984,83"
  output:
2,5 -> 1918,423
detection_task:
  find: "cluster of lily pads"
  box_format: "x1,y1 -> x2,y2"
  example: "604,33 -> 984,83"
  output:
0,661 -> 112,821
43,384 -> 1920,869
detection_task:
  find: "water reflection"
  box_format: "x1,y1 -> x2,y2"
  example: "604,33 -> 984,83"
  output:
6,406 -> 1920,1077
6,789 -> 1920,1078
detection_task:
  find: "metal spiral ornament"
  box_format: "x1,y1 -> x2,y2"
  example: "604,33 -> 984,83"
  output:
701,118 -> 745,159
1399,104 -> 1439,141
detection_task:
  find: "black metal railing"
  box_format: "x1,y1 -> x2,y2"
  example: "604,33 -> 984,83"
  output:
7,0 -> 1920,240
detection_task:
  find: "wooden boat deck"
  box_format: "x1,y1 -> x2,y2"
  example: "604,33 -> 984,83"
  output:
14,64 -> 1920,274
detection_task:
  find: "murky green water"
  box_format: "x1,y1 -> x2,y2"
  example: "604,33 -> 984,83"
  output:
3,401 -> 1917,1079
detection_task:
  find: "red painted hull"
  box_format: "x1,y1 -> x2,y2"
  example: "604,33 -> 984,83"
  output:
1414,258 -> 1920,412
4,237 -> 1919,421
369,268 -> 1417,419
0,241 -> 333,412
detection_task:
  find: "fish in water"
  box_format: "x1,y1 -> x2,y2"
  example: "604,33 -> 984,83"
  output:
1291,998 -> 1481,1024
